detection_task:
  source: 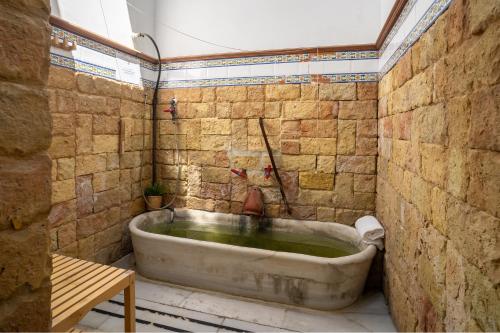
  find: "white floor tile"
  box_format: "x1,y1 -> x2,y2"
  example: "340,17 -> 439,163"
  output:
78,310 -> 109,329
343,313 -> 397,332
281,310 -> 368,332
221,317 -> 291,332
339,291 -> 390,315
181,291 -> 287,328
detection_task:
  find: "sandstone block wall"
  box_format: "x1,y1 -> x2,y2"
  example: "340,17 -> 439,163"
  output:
0,0 -> 52,330
47,66 -> 151,263
157,82 -> 378,224
377,0 -> 500,330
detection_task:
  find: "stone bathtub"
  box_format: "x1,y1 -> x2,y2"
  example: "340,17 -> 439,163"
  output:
129,209 -> 377,310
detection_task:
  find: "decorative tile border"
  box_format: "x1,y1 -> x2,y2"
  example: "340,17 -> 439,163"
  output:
378,0 -> 418,55
153,72 -> 378,89
50,53 -> 116,79
162,51 -> 379,71
49,0 -> 451,88
379,0 -> 452,76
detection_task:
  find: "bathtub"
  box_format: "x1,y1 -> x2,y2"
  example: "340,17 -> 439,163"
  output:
129,209 -> 377,310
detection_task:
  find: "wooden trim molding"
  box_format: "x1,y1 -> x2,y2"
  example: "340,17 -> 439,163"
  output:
50,0 -> 406,65
49,16 -> 158,63
375,0 -> 409,49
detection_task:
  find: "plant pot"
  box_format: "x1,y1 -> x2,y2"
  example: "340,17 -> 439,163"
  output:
146,195 -> 162,211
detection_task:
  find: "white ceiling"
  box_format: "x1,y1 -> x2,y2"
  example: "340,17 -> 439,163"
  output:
51,0 -> 397,58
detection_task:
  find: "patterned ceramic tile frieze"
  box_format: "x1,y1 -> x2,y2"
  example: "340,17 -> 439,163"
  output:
49,0 -> 452,88
379,0 -> 452,76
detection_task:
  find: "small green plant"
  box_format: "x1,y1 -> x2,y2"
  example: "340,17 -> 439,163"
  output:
144,182 -> 165,196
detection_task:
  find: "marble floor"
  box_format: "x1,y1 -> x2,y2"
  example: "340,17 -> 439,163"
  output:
77,254 -> 396,332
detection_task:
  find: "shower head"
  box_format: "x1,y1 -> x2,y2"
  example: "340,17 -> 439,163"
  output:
131,32 -> 144,39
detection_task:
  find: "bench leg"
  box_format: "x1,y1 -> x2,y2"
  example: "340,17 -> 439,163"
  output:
124,275 -> 136,332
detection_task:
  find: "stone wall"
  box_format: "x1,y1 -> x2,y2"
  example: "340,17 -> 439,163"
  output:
47,66 -> 151,263
157,82 -> 378,224
0,0 -> 52,330
377,0 -> 499,330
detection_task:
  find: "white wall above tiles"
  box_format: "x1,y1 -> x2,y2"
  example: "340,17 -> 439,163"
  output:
50,0 -> 452,88
154,0 -> 396,58
51,0 -> 396,59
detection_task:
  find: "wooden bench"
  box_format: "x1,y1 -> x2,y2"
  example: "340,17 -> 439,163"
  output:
51,254 -> 136,332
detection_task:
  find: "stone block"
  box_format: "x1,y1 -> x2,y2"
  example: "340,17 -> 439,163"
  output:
338,100 -> 377,119
48,199 -> 76,228
282,101 -> 318,119
52,179 -> 75,204
335,209 -> 369,226
78,94 -> 107,114
216,86 -> 247,102
201,119 -> 231,135
421,143 -> 447,187
317,207 -> 335,221
0,82 -> 51,156
356,137 -> 378,156
281,140 -> 300,154
76,114 -> 92,154
357,82 -> 378,100
93,187 -> 121,213
93,115 -> 119,135
0,155 -> 51,230
247,85 -> 265,101
52,113 -> 75,137
297,189 -> 332,206
49,136 -> 75,159
319,83 -> 356,100
248,118 -> 280,136
411,176 -> 432,220
336,156 -> 376,174
200,135 -> 230,151
264,102 -> 281,118
76,175 -> 93,218
93,170 -> 120,192
354,174 -> 376,193
265,84 -> 300,101
299,172 -> 334,190
301,84 -> 318,100
231,119 -> 247,150
332,173 -> 354,207
76,154 -> 107,175
186,196 -> 215,211
202,167 -> 230,183
467,150 -> 500,217
320,101 -> 339,119
416,104 -> 447,144
57,221 -> 76,249
57,157 -> 75,180
392,51 -> 413,89
191,103 -> 216,118
353,192 -> 376,210
446,148 -> 468,200
281,155 -> 316,171
48,66 -> 76,90
231,156 -> 260,169
216,103 -> 231,118
231,102 -> 265,118
93,135 -> 118,153
356,119 -> 377,138
317,156 -> 336,173
337,120 -> 356,155
469,85 -> 499,151
94,224 -> 122,251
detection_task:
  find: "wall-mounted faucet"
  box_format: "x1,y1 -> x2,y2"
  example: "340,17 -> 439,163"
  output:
164,97 -> 178,121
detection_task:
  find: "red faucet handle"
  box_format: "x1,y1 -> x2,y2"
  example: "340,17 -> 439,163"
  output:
163,107 -> 174,113
264,165 -> 273,179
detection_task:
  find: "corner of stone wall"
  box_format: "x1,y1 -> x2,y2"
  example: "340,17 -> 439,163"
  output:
377,0 -> 500,330
47,66 -> 151,263
0,0 -> 52,330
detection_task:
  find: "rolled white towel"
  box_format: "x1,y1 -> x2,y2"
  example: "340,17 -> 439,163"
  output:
355,215 -> 385,250
355,215 -> 384,240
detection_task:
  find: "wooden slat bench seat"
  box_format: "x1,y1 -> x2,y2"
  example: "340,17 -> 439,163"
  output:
51,254 -> 136,332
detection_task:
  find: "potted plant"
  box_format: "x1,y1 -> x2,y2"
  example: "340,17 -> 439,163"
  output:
144,182 -> 165,210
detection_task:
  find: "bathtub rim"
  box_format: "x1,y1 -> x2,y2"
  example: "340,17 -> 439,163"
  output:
129,209 -> 377,266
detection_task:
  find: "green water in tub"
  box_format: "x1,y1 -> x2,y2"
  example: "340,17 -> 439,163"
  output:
144,220 -> 359,258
